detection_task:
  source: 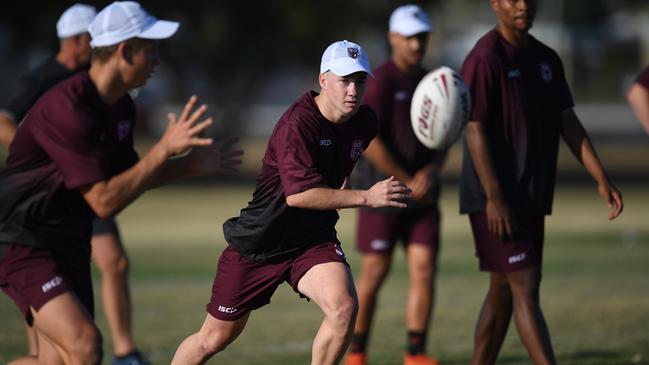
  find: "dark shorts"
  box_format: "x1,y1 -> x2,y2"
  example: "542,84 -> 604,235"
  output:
356,206 -> 440,254
469,212 -> 545,273
207,242 -> 349,321
92,217 -> 120,237
0,244 -> 94,326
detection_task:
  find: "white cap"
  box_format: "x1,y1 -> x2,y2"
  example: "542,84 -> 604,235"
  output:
88,1 -> 179,48
56,3 -> 97,38
389,4 -> 432,37
320,40 -> 373,77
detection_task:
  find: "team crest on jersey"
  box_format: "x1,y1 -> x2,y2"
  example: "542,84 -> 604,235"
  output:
117,120 -> 131,141
350,140 -> 364,161
540,63 -> 552,82
347,47 -> 359,59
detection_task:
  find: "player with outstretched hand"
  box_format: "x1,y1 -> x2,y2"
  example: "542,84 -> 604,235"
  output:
0,2 -> 242,364
460,1 -> 623,364
172,40 -> 411,365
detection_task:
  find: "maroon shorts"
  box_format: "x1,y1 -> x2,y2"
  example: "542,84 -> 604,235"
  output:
469,213 -> 545,273
0,244 -> 94,325
356,207 -> 440,254
207,242 -> 348,321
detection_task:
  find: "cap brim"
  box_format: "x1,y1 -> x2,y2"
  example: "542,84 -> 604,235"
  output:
393,24 -> 431,37
330,63 -> 374,78
138,20 -> 179,40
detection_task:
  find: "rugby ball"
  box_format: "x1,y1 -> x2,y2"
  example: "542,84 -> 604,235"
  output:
410,66 -> 471,149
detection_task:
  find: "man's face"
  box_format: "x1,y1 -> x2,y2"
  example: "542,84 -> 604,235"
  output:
77,33 -> 93,64
389,31 -> 429,68
321,71 -> 368,119
491,0 -> 537,32
123,40 -> 160,88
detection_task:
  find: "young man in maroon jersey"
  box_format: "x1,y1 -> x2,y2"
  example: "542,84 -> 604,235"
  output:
460,1 -> 623,364
0,2 -> 242,364
346,5 -> 444,365
172,40 -> 411,365
0,5 -> 153,363
627,65 -> 649,136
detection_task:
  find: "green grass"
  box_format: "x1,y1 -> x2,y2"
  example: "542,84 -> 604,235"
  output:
1,183 -> 648,364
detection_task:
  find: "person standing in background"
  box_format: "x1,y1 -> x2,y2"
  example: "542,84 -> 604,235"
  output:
346,5 -> 445,365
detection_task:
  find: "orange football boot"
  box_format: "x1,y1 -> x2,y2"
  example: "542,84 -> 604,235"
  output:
345,352 -> 367,365
403,354 -> 440,365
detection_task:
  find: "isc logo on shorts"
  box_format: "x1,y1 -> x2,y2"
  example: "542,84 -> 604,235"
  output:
508,253 -> 527,264
218,305 -> 238,314
41,276 -> 63,293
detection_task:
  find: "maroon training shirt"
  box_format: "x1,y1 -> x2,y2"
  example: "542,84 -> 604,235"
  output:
460,29 -> 574,215
352,60 -> 442,209
223,91 -> 378,263
0,71 -> 138,257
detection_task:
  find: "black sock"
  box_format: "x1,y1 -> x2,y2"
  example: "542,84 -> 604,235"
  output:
407,331 -> 427,355
350,333 -> 369,353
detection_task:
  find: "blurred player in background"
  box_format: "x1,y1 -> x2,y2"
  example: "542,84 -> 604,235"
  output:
0,2 -> 242,364
626,65 -> 649,136
172,40 -> 411,365
0,4 -> 152,364
346,5 -> 443,365
460,0 -> 623,364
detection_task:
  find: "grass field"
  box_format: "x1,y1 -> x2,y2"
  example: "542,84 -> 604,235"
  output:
1,182 -> 648,364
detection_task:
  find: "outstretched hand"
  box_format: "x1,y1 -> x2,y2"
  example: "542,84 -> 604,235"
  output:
366,176 -> 411,208
160,95 -> 214,157
184,136 -> 243,177
599,182 -> 623,220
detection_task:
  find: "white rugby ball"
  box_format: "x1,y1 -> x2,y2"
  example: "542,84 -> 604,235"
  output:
410,66 -> 471,149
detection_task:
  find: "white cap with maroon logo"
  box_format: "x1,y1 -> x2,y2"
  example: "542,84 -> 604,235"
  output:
320,40 -> 373,77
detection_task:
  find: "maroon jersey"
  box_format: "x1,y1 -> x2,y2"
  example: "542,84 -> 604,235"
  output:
635,65 -> 649,90
224,91 -> 378,263
460,29 -> 574,215
353,60 -> 441,208
0,72 -> 138,257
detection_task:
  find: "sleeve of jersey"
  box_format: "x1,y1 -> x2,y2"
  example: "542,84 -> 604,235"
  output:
553,54 -> 575,112
32,103 -> 110,190
362,73 -> 389,127
461,53 -> 496,124
277,119 -> 325,196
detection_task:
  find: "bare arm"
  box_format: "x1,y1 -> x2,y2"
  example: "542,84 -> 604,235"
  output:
286,176 -> 410,210
627,83 -> 649,136
80,96 -> 229,218
464,120 -> 513,240
0,113 -> 17,149
363,137 -> 446,201
560,109 -> 623,220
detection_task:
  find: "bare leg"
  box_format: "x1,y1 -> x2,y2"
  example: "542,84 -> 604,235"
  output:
25,323 -> 38,356
508,266 -> 556,365
298,262 -> 359,365
91,232 -> 134,356
29,293 -> 102,365
405,244 -> 436,332
353,253 -> 391,335
171,312 -> 250,365
471,272 -> 513,365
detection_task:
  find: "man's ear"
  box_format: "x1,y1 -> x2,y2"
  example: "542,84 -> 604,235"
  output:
117,42 -> 133,64
319,72 -> 327,89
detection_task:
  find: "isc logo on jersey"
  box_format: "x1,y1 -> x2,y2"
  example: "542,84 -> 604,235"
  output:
410,66 -> 471,150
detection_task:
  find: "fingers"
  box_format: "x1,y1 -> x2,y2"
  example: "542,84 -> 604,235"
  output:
187,104 -> 208,125
167,112 -> 177,126
179,95 -> 198,122
188,118 -> 213,136
608,191 -> 624,220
